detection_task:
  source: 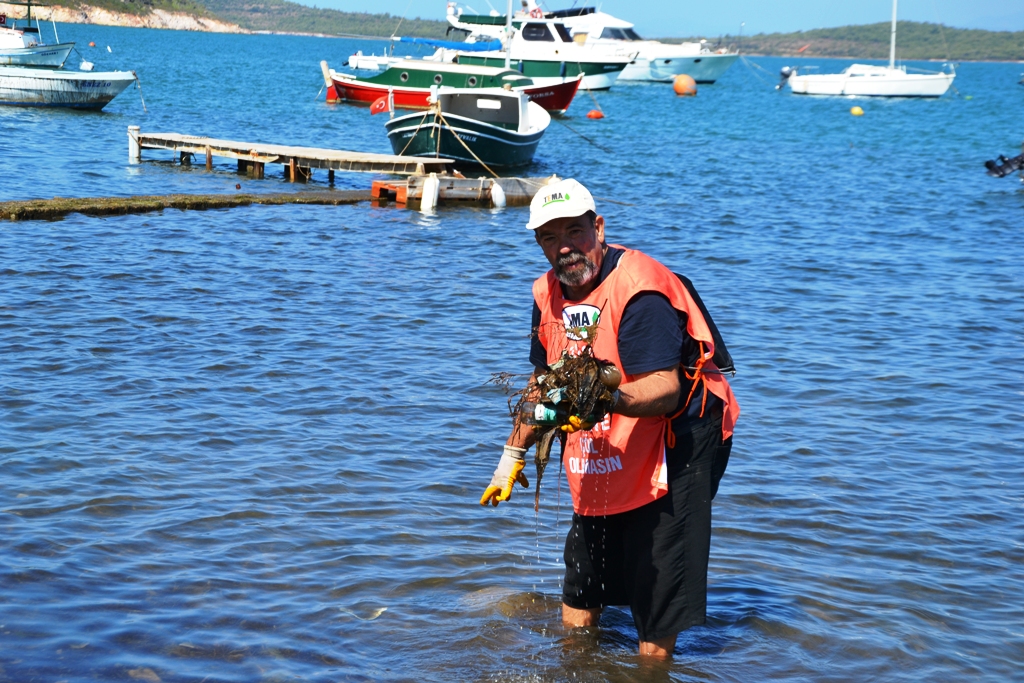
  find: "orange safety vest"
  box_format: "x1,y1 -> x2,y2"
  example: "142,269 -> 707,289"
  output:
533,246 -> 739,515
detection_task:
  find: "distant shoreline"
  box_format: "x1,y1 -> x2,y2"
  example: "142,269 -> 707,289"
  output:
737,53 -> 1024,64
3,3 -> 1021,63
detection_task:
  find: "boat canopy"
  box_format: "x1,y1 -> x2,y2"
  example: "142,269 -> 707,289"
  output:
398,36 -> 502,51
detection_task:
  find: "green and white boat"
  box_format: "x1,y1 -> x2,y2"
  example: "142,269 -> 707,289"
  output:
331,59 -> 581,114
385,88 -> 550,169
445,3 -> 634,90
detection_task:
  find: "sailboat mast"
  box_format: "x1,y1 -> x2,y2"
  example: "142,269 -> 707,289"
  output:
504,0 -> 512,69
889,0 -> 897,69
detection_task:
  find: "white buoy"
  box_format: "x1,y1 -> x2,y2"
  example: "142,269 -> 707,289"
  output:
127,125 -> 141,164
490,179 -> 506,208
79,60 -> 94,71
421,173 -> 440,213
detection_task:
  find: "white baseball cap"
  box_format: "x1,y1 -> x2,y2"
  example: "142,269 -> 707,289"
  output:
526,178 -> 596,231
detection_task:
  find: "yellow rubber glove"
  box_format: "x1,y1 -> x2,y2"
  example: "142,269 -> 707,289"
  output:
480,445 -> 529,506
560,415 -> 596,433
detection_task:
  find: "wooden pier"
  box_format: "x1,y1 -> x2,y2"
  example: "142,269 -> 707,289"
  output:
127,127 -> 452,181
114,126 -> 561,213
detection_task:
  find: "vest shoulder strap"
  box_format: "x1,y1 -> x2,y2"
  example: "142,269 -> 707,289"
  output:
673,273 -> 736,374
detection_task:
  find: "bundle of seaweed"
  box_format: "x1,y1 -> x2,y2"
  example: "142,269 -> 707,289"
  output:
491,320 -> 621,511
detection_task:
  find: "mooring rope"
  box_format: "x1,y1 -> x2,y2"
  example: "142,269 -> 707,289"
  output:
434,109 -> 501,179
552,117 -> 610,153
398,109 -> 432,157
132,71 -> 148,113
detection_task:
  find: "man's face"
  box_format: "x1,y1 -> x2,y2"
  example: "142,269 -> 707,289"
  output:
534,213 -> 606,290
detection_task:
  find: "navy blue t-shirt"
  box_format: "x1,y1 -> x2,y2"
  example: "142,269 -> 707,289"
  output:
530,247 -> 721,419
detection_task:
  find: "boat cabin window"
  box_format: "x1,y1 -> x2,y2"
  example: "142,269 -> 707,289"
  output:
599,27 -> 628,40
444,93 -> 520,129
552,23 -> 573,42
522,23 -> 555,41
622,28 -> 643,40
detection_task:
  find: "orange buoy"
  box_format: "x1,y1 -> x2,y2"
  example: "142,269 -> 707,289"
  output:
88,41 -> 96,47
586,109 -> 604,119
673,74 -> 697,96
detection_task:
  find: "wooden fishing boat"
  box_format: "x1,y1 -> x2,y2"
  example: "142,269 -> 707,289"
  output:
0,65 -> 136,108
385,88 -> 550,168
331,59 -> 581,115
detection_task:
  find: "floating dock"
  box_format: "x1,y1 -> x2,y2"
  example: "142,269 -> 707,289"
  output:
128,127 -> 452,181
371,175 -> 555,208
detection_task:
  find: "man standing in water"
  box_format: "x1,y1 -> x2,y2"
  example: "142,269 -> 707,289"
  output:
481,179 -> 739,658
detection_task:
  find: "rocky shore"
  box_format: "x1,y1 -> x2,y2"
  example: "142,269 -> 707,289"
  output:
0,2 -> 248,34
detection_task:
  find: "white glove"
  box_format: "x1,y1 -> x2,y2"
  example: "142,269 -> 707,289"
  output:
480,445 -> 528,507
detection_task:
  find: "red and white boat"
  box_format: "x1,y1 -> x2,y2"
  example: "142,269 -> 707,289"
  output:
329,59 -> 581,115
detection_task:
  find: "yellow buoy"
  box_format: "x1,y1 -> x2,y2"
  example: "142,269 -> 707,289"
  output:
850,106 -> 864,116
673,74 -> 697,97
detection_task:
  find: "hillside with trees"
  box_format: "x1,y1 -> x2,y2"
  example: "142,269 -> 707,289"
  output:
48,0 -> 449,37
200,0 -> 447,37
660,22 -> 1024,62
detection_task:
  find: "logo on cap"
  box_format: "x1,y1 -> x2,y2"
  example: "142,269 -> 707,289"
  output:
542,192 -> 570,207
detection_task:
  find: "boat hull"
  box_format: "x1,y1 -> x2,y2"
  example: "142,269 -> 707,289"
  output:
620,53 -> 739,83
332,73 -> 581,114
0,42 -> 74,68
789,71 -> 954,97
385,111 -> 544,168
0,67 -> 135,108
455,55 -> 624,91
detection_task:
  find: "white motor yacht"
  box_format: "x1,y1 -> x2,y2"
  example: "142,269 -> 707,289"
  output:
445,2 -> 634,91
552,7 -> 739,83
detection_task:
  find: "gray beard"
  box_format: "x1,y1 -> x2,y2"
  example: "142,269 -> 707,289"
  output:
555,252 -> 598,287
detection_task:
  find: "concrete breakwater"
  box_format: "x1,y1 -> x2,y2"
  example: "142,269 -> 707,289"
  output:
0,2 -> 247,34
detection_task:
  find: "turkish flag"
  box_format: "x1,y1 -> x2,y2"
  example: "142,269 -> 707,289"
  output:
370,96 -> 389,115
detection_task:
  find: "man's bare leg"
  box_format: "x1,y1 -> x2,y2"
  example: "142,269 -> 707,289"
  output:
562,603 -> 601,628
638,633 -> 677,659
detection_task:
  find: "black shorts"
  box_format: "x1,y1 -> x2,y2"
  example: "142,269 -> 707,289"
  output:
562,416 -> 723,642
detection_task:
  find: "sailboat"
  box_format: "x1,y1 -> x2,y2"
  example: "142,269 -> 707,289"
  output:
785,0 -> 954,98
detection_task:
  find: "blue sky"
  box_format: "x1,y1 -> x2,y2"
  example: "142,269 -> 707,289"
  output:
302,0 -> 1024,37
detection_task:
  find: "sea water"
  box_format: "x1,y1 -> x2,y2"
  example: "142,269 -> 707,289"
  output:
1,24 -> 1022,682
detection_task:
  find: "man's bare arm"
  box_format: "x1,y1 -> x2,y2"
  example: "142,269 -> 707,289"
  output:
614,366 -> 681,417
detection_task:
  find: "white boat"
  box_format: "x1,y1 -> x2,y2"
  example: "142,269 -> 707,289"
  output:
553,7 -> 739,83
444,2 -> 634,91
0,66 -> 136,108
0,3 -> 73,68
785,0 -> 954,97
